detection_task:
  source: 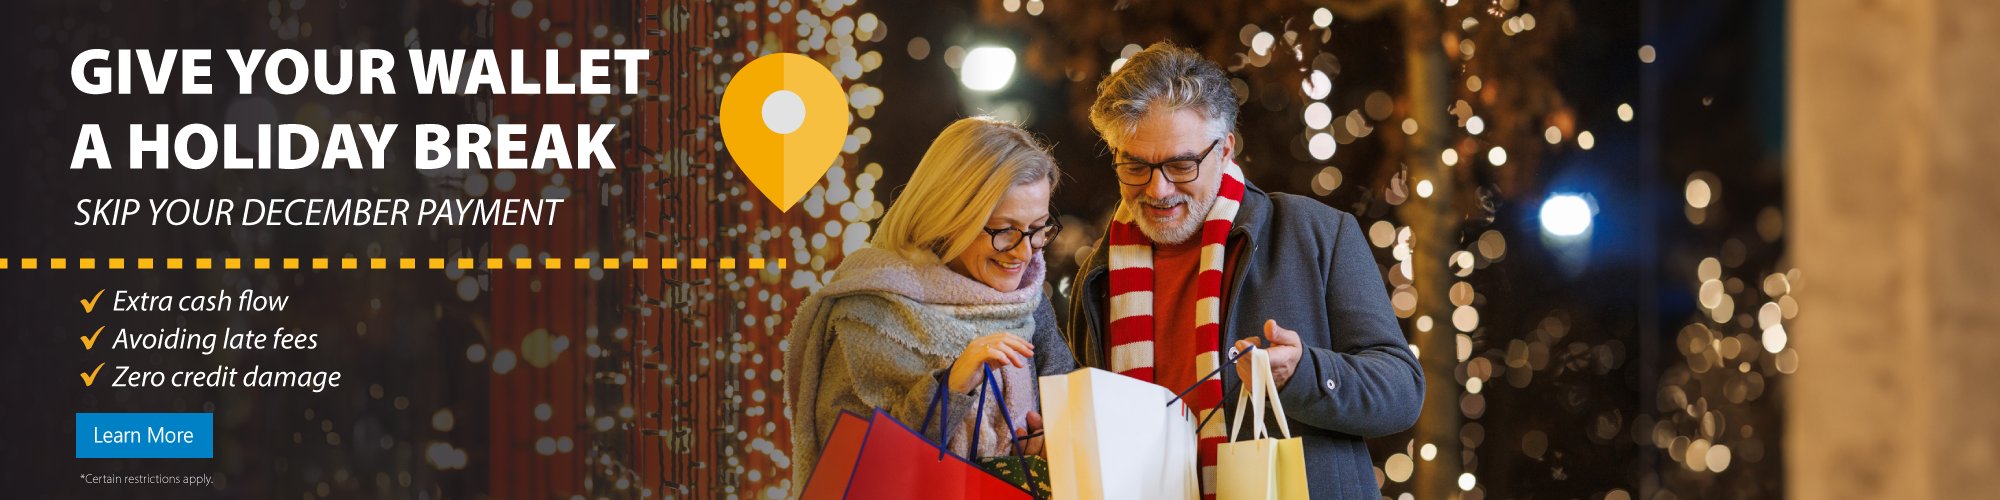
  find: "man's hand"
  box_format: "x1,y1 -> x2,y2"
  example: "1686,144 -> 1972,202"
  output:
1233,320 -> 1303,390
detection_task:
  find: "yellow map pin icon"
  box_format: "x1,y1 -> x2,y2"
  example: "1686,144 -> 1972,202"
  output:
720,53 -> 847,212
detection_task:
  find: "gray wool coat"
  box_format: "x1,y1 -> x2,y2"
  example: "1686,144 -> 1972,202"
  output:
1065,180 -> 1426,500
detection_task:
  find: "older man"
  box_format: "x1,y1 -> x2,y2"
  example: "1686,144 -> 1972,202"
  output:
1063,42 -> 1424,500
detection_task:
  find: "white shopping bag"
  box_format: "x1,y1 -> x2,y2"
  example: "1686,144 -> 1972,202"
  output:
1214,349 -> 1310,500
1039,368 -> 1200,500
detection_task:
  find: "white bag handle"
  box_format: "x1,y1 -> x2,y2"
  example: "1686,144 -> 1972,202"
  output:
1259,349 -> 1293,440
1227,349 -> 1294,442
1226,350 -> 1261,442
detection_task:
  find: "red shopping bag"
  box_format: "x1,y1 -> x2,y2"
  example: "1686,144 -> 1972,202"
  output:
800,366 -> 1036,500
843,408 -> 1033,499
798,411 -> 872,499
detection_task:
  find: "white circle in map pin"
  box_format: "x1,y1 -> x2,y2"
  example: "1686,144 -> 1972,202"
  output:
761,90 -> 806,135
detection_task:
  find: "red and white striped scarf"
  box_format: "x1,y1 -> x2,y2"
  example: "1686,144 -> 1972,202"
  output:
1106,160 -> 1245,499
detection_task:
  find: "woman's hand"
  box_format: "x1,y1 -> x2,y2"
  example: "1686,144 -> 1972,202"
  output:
1016,410 -> 1046,457
948,332 -> 1034,394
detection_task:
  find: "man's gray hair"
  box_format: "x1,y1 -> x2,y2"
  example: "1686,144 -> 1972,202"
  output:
1089,41 -> 1239,151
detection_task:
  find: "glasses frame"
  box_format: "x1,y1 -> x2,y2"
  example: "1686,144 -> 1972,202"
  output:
1112,139 -> 1221,186
982,219 -> 1063,253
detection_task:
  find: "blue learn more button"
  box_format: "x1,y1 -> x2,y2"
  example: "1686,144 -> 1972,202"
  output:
76,413 -> 213,458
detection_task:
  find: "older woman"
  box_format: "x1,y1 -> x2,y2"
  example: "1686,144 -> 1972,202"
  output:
784,116 -> 1075,492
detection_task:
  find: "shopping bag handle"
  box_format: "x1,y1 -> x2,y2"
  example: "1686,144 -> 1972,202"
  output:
918,366 -> 1030,458
920,365 -> 1044,499
1227,349 -> 1294,442
920,370 -> 955,461
1168,346 -> 1256,408
1259,348 -> 1293,439
1227,350 -> 1262,442
971,364 -> 1028,460
972,364 -> 1044,500
1178,345 -> 1256,437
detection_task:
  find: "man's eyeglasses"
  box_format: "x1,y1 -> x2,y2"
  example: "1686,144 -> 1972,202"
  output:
1113,139 -> 1220,186
984,220 -> 1063,252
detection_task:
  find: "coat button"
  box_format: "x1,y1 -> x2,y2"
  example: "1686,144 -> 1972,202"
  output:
1325,379 -> 1337,391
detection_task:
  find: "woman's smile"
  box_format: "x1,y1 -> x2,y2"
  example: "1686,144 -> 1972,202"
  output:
990,257 -> 1026,275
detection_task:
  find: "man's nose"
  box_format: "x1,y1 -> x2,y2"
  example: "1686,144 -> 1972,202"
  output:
1145,169 -> 1178,200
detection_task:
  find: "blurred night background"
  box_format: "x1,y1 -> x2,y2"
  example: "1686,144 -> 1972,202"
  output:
848,1 -> 1786,500
8,0 -> 1999,500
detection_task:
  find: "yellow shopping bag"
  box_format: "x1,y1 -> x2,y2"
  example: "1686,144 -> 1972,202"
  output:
1214,349 -> 1309,500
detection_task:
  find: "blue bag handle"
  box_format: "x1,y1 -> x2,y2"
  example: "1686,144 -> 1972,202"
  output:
918,364 -> 1041,498
972,364 -> 1040,499
1167,345 -> 1256,435
971,364 -> 1026,457
919,371 -> 954,461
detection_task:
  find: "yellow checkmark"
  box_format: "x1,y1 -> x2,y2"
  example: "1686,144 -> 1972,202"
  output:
81,326 -> 105,349
81,362 -> 105,386
80,290 -> 105,313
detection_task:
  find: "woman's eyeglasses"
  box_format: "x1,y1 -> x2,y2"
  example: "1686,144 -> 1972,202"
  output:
984,220 -> 1062,252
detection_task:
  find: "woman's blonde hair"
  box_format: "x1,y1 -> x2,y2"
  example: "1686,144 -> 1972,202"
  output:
872,116 -> 1060,262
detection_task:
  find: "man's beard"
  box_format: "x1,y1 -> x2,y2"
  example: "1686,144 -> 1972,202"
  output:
1132,188 -> 1218,245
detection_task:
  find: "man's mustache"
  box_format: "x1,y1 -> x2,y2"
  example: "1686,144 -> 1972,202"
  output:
1137,193 -> 1192,211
